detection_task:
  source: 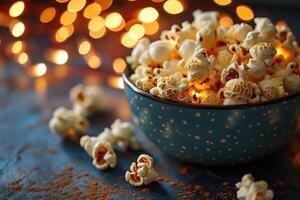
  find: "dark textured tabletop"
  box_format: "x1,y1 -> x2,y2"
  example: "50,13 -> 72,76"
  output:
0,67 -> 300,200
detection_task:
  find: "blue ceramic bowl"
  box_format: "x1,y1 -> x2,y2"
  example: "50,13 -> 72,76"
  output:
123,67 -> 300,165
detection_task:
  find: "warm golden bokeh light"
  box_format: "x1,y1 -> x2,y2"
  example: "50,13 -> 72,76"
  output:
87,55 -> 101,69
214,0 -> 232,6
12,41 -> 23,54
89,27 -> 106,39
276,46 -> 291,60
113,58 -> 127,74
152,0 -> 165,2
9,1 -> 25,17
121,32 -> 138,48
105,12 -> 123,30
40,7 -> 56,23
138,7 -> 159,23
219,16 -> 233,27
236,5 -> 254,21
53,50 -> 69,65
95,0 -> 113,10
143,21 -> 159,35
107,76 -> 124,89
11,21 -> 25,37
56,0 -> 70,3
30,63 -> 47,77
55,26 -> 69,43
67,0 -> 86,12
17,52 -> 29,65
78,40 -> 91,55
129,24 -> 145,39
83,2 -> 102,19
88,16 -> 105,32
60,11 -> 77,25
276,20 -> 287,27
163,0 -> 184,15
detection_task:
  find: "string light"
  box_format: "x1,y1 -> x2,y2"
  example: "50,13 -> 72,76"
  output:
236,5 -> 254,21
11,41 -> 23,54
30,63 -> 47,77
40,7 -> 56,23
67,0 -> 86,12
113,58 -> 127,74
214,0 -> 232,6
87,55 -> 101,69
138,7 -> 159,23
83,2 -> 102,19
88,16 -> 105,32
10,21 -> 25,37
53,50 -> 69,64
89,27 -> 106,39
9,1 -> 25,17
17,52 -> 29,65
55,26 -> 69,42
95,0 -> 113,11
129,24 -> 145,39
143,21 -> 159,35
78,40 -> 91,55
105,12 -> 123,30
60,11 -> 77,25
163,0 -> 184,15
121,32 -> 138,48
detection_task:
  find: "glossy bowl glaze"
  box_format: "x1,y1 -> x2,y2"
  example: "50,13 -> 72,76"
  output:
123,67 -> 300,165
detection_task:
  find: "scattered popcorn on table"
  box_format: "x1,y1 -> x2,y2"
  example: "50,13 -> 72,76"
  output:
236,173 -> 274,200
49,107 -> 89,138
127,10 -> 300,105
70,84 -> 107,116
80,135 -> 117,170
125,154 -> 158,187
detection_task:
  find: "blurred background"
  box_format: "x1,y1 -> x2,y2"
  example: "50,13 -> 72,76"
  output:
0,0 -> 299,92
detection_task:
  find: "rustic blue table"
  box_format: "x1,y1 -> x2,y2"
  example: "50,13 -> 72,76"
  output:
0,65 -> 300,200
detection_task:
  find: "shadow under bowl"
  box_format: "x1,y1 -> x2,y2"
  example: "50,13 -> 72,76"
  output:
122,67 -> 300,165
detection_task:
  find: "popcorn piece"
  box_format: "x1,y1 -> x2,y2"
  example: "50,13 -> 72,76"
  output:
49,107 -> 89,138
241,31 -> 265,49
200,90 -> 220,105
236,173 -> 274,200
130,65 -> 153,83
126,38 -> 150,69
216,47 -> 234,70
70,84 -> 107,116
220,78 -> 261,105
276,26 -> 299,51
221,63 -> 249,84
125,154 -> 158,187
254,18 -> 277,41
110,119 -> 141,151
217,23 -> 253,43
178,39 -> 196,60
193,10 -> 219,30
139,51 -> 154,66
275,62 -> 300,94
80,135 -> 117,170
258,78 -> 287,101
149,40 -> 173,64
135,76 -> 156,92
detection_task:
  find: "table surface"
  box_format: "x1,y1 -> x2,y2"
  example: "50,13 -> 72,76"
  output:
0,68 -> 300,200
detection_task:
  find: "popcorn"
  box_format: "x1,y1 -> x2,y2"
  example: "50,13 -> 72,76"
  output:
254,18 -> 277,41
80,135 -> 117,170
49,107 -> 89,138
125,154 -> 158,187
129,10 -> 300,106
126,38 -> 150,69
110,119 -> 141,151
236,173 -> 274,200
70,84 -> 107,116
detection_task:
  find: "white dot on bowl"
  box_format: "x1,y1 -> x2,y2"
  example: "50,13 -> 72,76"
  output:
158,115 -> 162,119
195,112 -> 201,117
208,130 -> 213,134
170,143 -> 174,146
182,145 -> 186,150
206,148 -> 210,151
149,104 -> 153,108
194,135 -> 200,140
210,118 -> 215,122
193,146 -> 198,149
182,120 -> 187,125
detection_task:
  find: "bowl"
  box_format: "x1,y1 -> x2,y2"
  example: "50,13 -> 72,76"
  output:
122,67 -> 300,165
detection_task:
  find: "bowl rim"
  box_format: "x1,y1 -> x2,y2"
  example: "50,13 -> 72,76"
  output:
122,67 -> 300,110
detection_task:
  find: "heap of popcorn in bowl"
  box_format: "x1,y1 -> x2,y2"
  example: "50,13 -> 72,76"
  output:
127,10 -> 300,106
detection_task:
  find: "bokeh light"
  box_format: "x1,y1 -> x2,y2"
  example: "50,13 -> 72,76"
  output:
60,11 -> 77,25
105,12 -> 123,30
10,21 -> 25,37
113,58 -> 127,74
138,7 -> 159,23
56,0 -> 70,3
219,16 -> 233,27
30,63 -> 47,77
55,26 -> 69,42
83,2 -> 102,19
236,5 -> 254,21
95,0 -> 113,11
89,27 -> 106,39
12,41 -> 23,54
53,50 -> 69,65
129,24 -> 145,39
143,21 -> 159,35
121,32 -> 138,48
163,0 -> 184,15
67,0 -> 86,12
88,16 -> 105,32
107,76 -> 124,89
40,7 -> 56,23
9,1 -> 25,17
17,52 -> 29,65
214,0 -> 232,6
87,55 -> 101,69
78,40 -> 91,55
